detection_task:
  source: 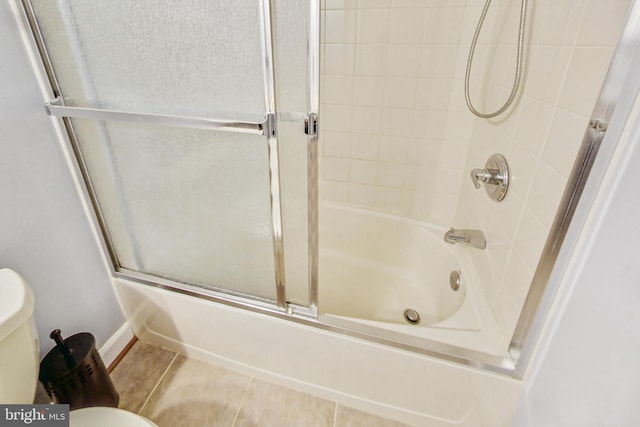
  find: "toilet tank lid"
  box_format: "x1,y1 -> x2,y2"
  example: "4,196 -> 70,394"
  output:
0,269 -> 35,342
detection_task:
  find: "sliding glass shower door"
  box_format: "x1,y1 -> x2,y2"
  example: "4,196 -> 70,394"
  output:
23,0 -> 315,308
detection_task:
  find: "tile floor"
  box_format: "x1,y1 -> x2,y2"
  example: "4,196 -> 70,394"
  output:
106,341 -> 410,427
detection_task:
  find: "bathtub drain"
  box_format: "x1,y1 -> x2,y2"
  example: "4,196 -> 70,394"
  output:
403,309 -> 420,325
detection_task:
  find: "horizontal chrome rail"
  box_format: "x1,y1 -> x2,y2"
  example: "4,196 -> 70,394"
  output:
45,97 -> 268,135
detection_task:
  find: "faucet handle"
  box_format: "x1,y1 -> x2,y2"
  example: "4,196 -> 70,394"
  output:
470,168 -> 492,189
469,154 -> 510,202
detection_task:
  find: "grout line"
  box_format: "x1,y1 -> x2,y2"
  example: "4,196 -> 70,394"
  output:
231,377 -> 253,427
137,351 -> 179,415
332,402 -> 339,427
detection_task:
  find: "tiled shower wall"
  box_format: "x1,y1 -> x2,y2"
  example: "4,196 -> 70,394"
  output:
319,0 -> 475,223
456,0 -> 631,342
319,0 -> 632,342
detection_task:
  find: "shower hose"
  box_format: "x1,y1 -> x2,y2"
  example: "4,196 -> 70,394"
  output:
465,0 -> 529,118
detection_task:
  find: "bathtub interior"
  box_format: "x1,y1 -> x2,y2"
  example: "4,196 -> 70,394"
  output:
318,202 -> 509,357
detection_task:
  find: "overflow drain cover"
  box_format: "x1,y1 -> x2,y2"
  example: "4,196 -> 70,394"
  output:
403,309 -> 420,324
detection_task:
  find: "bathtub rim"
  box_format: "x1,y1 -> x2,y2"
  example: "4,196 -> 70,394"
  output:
113,269 -> 516,374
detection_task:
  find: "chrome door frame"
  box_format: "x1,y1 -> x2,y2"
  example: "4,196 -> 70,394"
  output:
17,0 -> 291,312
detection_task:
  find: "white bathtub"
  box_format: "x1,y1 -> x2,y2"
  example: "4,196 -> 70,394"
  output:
318,202 -> 508,355
111,205 -> 518,426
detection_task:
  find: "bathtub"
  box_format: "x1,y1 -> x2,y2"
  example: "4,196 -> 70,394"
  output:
111,203 -> 519,425
318,202 -> 508,356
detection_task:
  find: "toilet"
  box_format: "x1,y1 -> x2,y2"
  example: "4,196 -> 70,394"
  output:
0,269 -> 157,427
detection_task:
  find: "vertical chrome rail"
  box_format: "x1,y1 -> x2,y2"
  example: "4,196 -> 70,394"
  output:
307,0 -> 320,311
260,0 -> 287,309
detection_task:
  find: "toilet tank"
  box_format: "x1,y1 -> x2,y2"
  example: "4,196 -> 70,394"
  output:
0,269 -> 39,403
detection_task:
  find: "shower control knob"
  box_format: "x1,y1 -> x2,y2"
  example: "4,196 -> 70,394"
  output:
470,154 -> 509,202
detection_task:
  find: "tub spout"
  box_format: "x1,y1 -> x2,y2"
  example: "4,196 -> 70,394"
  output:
444,228 -> 486,249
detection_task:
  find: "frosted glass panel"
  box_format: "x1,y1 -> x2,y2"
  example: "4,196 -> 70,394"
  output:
72,119 -> 276,301
30,0 -> 267,121
272,0 -> 311,305
273,0 -> 309,113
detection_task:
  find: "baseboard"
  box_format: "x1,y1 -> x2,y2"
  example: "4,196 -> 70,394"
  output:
98,322 -> 135,369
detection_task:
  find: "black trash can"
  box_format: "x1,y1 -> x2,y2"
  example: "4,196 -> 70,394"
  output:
39,329 -> 119,410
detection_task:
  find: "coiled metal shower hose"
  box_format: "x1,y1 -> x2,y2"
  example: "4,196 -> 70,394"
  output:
465,0 -> 529,119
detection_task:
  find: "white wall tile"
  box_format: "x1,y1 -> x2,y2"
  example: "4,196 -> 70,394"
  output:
325,44 -> 356,75
376,162 -> 407,188
351,106 -> 382,134
383,77 -> 418,107
391,0 -> 425,7
419,45 -> 458,78
374,187 -> 404,212
494,190 -> 524,243
537,0 -> 587,47
350,159 -> 378,184
492,290 -> 520,344
350,133 -> 380,159
514,208 -> 548,272
325,0 -> 357,9
576,0 -> 631,47
444,110 -> 475,141
324,180 -> 350,203
379,136 -> 410,163
502,250 -> 533,311
506,143 -> 538,201
542,108 -> 589,177
325,10 -> 357,44
424,7 -> 465,45
348,183 -> 376,206
355,44 -> 387,75
524,46 -> 573,105
527,161 -> 567,228
513,97 -> 555,156
323,131 -> 353,157
357,9 -> 390,43
557,47 -> 616,117
324,157 -> 351,181
352,76 -> 383,106
321,104 -> 353,132
389,8 -> 426,43
385,45 -> 421,77
412,110 -> 447,139
357,0 -> 391,8
415,78 -> 453,110
381,108 -> 413,137
323,75 -> 355,105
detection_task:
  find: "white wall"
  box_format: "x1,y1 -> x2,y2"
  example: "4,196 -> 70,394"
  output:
511,78 -> 640,426
0,2 -> 124,355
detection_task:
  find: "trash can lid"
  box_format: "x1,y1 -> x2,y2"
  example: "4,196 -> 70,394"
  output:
39,332 -> 96,382
0,269 -> 34,343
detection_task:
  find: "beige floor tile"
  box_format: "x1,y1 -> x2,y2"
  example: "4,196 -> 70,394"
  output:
234,379 -> 335,427
140,355 -> 250,427
335,405 -> 411,427
110,341 -> 176,413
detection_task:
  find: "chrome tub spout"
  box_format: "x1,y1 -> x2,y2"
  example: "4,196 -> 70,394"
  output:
444,228 -> 486,249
